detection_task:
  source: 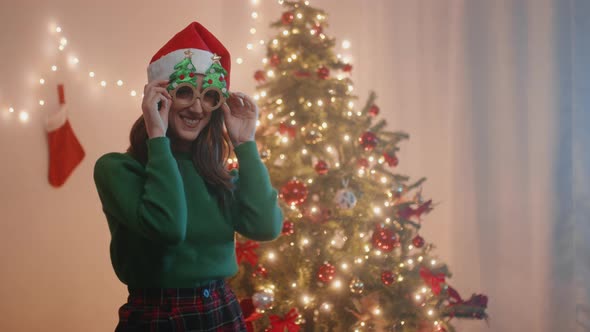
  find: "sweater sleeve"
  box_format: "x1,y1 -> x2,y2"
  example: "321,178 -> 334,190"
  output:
93,137 -> 188,245
231,141 -> 284,241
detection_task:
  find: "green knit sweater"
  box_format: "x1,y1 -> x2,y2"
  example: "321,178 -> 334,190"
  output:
93,137 -> 283,287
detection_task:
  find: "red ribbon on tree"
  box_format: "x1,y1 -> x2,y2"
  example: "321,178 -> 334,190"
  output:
398,199 -> 433,220
267,308 -> 301,332
419,266 -> 446,295
236,240 -> 259,267
239,298 -> 264,332
279,123 -> 297,138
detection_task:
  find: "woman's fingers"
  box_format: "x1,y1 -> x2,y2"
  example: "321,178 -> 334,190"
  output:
151,87 -> 172,100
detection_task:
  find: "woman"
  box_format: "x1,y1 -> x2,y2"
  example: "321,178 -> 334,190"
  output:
94,22 -> 284,331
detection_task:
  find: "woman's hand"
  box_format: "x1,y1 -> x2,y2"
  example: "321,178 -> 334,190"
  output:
141,80 -> 172,138
221,92 -> 259,147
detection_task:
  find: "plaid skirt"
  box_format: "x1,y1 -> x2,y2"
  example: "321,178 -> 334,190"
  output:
115,280 -> 247,332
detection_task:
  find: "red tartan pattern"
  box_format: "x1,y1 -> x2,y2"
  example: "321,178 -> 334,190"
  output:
115,280 -> 246,332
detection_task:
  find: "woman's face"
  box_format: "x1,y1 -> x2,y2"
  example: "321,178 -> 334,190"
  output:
168,75 -> 213,149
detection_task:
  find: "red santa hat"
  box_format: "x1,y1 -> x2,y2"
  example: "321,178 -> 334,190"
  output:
147,22 -> 231,90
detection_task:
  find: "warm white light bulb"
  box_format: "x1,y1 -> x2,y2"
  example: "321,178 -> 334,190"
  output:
130,90 -> 137,97
89,71 -> 95,78
251,11 -> 258,19
100,81 -> 107,87
236,58 -> 244,64
342,40 -> 351,49
56,26 -> 62,33
250,28 -> 256,34
51,65 -> 57,71
39,100 -> 45,106
117,80 -> 123,86
19,111 -> 29,122
39,78 -> 45,85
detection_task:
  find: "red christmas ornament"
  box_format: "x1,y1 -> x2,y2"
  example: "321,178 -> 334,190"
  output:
359,132 -> 378,151
280,180 -> 308,205
383,152 -> 399,167
314,160 -> 329,175
253,264 -> 268,278
381,270 -> 396,285
189,72 -> 195,78
317,66 -> 330,79
281,11 -> 295,25
343,63 -> 353,72
412,235 -> 425,248
254,70 -> 266,83
317,262 -> 336,283
282,220 -> 295,236
357,158 -> 369,169
311,23 -> 323,35
270,54 -> 281,67
371,226 -> 399,252
368,104 -> 380,117
208,79 -> 213,84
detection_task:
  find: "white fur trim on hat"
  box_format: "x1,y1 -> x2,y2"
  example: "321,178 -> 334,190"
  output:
147,49 -> 214,83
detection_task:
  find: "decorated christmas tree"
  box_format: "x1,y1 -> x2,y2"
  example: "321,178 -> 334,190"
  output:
229,1 -> 488,331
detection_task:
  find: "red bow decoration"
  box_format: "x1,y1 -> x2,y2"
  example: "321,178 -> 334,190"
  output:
419,266 -> 446,295
279,123 -> 297,138
267,308 -> 301,332
239,298 -> 264,332
398,200 -> 433,220
236,240 -> 259,267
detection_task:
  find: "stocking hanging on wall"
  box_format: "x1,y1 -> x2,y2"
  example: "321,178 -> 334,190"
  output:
45,84 -> 85,187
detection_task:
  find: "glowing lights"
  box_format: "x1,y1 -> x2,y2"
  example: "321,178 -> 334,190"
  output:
19,111 -> 29,122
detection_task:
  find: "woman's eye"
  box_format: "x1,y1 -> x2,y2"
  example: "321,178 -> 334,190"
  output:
176,86 -> 194,100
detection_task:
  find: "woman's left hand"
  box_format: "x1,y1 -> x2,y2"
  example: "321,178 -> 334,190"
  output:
222,92 -> 259,147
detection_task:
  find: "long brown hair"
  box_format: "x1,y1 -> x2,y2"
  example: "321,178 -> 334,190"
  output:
127,109 -> 234,208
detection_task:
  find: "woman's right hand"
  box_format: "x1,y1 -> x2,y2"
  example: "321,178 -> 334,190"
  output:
141,80 -> 172,138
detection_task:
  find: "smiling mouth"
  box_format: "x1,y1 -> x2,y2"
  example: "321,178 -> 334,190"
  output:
180,115 -> 200,128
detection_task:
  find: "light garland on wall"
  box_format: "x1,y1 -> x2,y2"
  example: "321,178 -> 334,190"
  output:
2,23 -> 142,125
